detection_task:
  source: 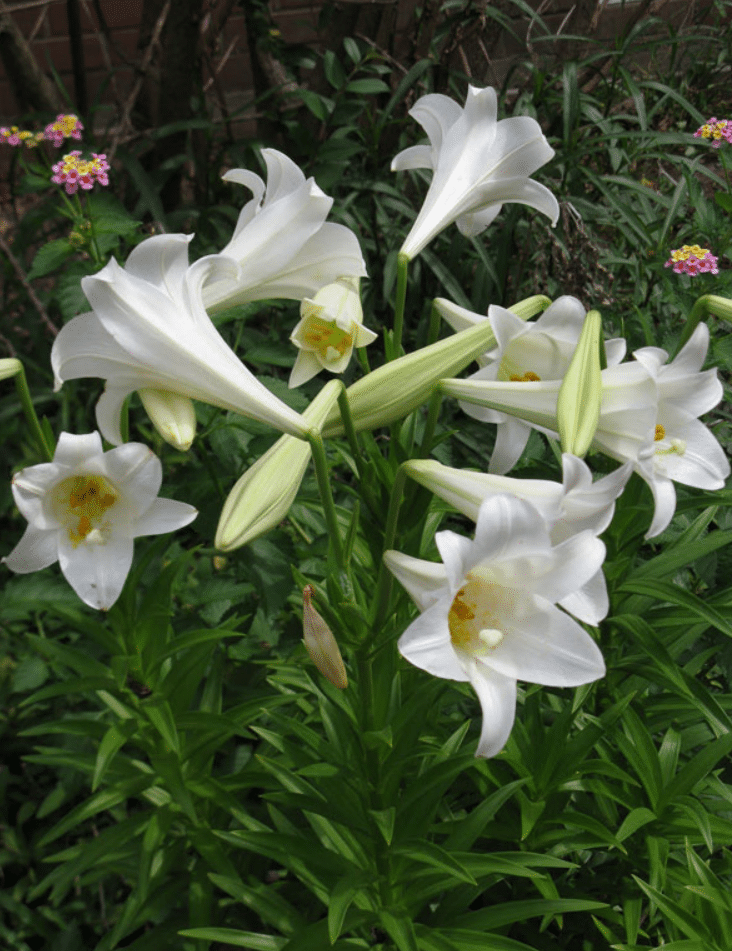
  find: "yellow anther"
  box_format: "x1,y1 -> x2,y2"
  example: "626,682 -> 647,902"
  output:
54,474 -> 118,548
509,371 -> 541,382
654,423 -> 665,441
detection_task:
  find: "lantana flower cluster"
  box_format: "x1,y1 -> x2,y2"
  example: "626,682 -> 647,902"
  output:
664,244 -> 719,276
1,126 -> 45,148
694,117 -> 732,148
44,113 -> 84,146
51,150 -> 110,195
1,113 -> 84,149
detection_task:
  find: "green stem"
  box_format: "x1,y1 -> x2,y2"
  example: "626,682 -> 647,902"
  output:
372,463 -> 408,629
391,253 -> 409,360
417,388 -> 443,459
308,429 -> 345,572
14,365 -> 53,461
672,293 -> 732,357
336,382 -> 365,479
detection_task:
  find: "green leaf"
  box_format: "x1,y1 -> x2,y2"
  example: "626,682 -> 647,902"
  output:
144,700 -> 180,755
617,807 -> 657,842
657,733 -> 732,813
11,655 -> 49,692
618,579 -> 732,640
178,929 -> 285,949
344,78 -> 390,94
37,776 -> 152,847
27,238 -> 74,280
633,877 -> 715,943
323,50 -> 346,89
380,909 -> 419,951
92,719 -> 138,791
715,192 -> 732,213
327,871 -> 371,944
458,898 -> 609,930
394,840 -> 477,885
342,37 -> 361,63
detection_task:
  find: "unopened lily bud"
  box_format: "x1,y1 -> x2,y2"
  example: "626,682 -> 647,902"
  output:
321,318 -> 498,438
215,381 -> 341,551
0,358 -> 22,382
321,297 -> 550,438
302,585 -> 348,688
138,388 -> 197,451
557,309 -> 603,458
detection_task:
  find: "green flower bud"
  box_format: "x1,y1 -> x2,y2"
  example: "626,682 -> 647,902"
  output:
0,358 -> 22,382
215,380 -> 341,551
557,310 -> 602,458
138,388 -> 197,451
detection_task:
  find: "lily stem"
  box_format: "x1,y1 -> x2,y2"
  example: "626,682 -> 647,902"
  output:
15,365 -> 53,462
336,383 -> 365,480
391,252 -> 409,360
416,388 -> 443,459
308,429 -> 345,572
372,462 -> 408,630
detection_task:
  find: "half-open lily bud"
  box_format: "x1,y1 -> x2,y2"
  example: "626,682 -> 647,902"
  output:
557,310 -> 603,458
302,584 -> 348,688
0,358 -> 22,382
215,380 -> 341,551
138,388 -> 197,451
289,277 -> 377,387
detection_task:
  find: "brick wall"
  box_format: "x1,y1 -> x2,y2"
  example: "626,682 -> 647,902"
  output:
0,0 -> 724,127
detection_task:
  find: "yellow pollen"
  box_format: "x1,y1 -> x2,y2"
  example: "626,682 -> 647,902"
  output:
509,371 -> 541,382
53,474 -> 118,547
448,573 -> 516,655
654,423 -> 665,441
302,316 -> 354,360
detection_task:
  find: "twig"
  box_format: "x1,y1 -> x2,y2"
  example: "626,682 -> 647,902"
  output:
0,232 -> 59,337
107,0 -> 170,163
354,30 -> 409,76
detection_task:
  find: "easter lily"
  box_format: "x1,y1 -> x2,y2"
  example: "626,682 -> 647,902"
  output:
51,233 -> 309,444
385,494 -> 606,758
3,432 -> 197,610
633,323 -> 729,537
202,149 -> 366,312
289,278 -> 377,387
392,85 -> 559,261
404,454 -> 631,624
437,296 -> 627,474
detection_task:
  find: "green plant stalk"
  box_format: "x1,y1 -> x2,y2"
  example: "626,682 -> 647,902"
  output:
308,429 -> 345,571
417,388 -> 443,459
14,365 -> 53,461
372,463 -> 408,630
391,252 -> 409,360
336,382 -> 365,479
673,294 -> 732,357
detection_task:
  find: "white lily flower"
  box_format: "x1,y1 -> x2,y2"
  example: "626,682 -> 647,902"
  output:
51,233 -> 309,445
392,85 -> 560,261
3,432 -> 197,610
202,149 -> 367,312
437,296 -> 627,474
633,323 -> 729,537
405,454 -> 632,624
385,495 -> 606,757
289,278 -> 377,387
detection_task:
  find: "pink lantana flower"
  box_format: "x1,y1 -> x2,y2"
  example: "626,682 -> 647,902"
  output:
51,151 -> 110,195
1,126 -> 44,148
44,113 -> 84,147
664,245 -> 719,277
694,117 -> 732,148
